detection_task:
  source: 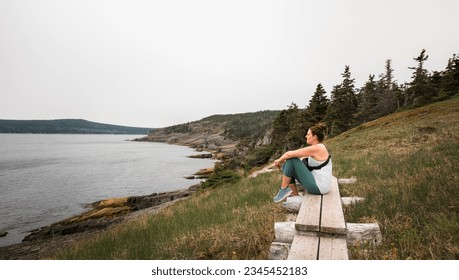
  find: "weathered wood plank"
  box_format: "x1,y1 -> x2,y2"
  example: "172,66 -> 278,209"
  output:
294,193 -> 322,232
341,196 -> 365,207
346,223 -> 382,246
268,242 -> 291,260
284,176 -> 350,260
318,236 -> 349,260
274,222 -> 297,243
287,235 -> 319,260
338,177 -> 357,184
284,196 -> 303,213
320,177 -> 347,235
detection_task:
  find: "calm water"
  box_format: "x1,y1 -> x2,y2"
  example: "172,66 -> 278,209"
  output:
0,134 -> 215,247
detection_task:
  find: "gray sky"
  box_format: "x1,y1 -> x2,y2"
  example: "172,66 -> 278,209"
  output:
1,0 -> 458,128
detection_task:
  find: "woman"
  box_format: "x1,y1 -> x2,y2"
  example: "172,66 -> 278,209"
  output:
273,123 -> 332,203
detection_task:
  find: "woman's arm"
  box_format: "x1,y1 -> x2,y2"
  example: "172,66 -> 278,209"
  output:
274,145 -> 322,167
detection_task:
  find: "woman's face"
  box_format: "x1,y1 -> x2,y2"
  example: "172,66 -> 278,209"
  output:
305,129 -> 315,145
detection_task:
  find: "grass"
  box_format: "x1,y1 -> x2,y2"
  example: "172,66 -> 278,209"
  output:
54,96 -> 459,260
53,171 -> 285,260
329,95 -> 459,259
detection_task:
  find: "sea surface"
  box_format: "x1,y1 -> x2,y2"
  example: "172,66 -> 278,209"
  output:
0,134 -> 215,247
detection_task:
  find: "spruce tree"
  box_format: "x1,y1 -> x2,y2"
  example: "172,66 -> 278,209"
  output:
440,53 -> 459,97
376,59 -> 398,117
406,49 -> 436,106
356,74 -> 378,123
306,83 -> 330,124
271,103 -> 306,152
325,65 -> 358,136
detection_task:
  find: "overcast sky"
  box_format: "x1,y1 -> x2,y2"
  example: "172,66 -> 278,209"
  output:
1,0 -> 458,128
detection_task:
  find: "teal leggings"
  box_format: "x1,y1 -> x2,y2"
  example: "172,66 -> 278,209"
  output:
282,158 -> 321,195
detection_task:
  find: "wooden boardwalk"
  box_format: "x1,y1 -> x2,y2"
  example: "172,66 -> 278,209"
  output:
271,176 -> 349,260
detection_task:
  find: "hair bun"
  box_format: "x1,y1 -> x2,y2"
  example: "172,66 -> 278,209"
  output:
310,122 -> 328,142
317,122 -> 327,130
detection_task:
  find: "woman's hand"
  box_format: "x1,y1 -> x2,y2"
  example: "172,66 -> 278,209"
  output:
274,157 -> 285,168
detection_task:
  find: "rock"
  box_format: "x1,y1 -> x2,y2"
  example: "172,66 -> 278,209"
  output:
194,167 -> 214,176
0,231 -> 7,237
188,183 -> 202,191
187,153 -> 213,159
127,190 -> 193,210
23,215 -> 125,242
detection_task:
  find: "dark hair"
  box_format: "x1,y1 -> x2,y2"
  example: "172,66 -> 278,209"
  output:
309,122 -> 328,142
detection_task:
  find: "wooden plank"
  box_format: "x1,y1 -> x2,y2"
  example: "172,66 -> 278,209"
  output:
268,242 -> 291,260
341,196 -> 365,207
285,176 -> 349,260
287,235 -> 319,260
346,223 -> 382,246
318,236 -> 349,260
284,196 -> 304,213
320,177 -> 347,235
338,177 -> 357,184
274,222 -> 297,243
294,192 -> 322,232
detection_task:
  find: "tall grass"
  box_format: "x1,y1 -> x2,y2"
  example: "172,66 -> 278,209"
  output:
55,96 -> 459,260
329,96 -> 459,259
54,171 -> 285,260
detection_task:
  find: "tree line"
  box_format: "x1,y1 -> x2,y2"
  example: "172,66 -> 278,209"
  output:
268,49 -> 459,154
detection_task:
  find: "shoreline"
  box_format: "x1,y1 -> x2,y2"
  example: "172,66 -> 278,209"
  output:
0,134 -> 231,260
0,173 -> 211,260
0,192 -> 191,260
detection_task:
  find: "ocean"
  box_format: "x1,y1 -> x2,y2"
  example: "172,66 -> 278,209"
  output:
0,134 -> 215,247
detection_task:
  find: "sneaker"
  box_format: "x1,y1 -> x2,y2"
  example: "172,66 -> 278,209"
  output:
273,187 -> 292,203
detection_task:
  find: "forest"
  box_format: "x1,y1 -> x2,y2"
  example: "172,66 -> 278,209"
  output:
266,49 -> 459,156
157,49 -> 459,173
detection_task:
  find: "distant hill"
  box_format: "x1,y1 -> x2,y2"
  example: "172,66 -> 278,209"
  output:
0,119 -> 153,134
139,110 -> 280,162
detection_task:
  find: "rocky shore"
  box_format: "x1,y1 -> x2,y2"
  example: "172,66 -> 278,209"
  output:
134,125 -> 238,161
0,126 -> 240,260
0,186 -> 202,260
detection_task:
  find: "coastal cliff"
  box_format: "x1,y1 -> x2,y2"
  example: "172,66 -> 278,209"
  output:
135,126 -> 237,160
134,111 -> 278,161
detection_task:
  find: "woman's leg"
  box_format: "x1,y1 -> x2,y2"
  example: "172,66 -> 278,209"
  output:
280,177 -> 299,196
282,158 -> 321,194
289,183 -> 299,196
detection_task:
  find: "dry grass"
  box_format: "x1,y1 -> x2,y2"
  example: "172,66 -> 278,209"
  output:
54,171 -> 285,260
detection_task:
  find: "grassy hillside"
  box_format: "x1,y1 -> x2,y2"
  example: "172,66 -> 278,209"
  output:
159,110 -> 279,141
328,95 -> 459,259
53,96 -> 458,260
0,119 -> 152,134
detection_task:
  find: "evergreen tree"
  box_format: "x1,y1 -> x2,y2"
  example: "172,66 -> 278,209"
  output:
356,74 -> 378,123
376,59 -> 398,117
306,83 -> 330,124
271,103 -> 307,152
406,49 -> 436,106
325,65 -> 358,136
429,71 -> 443,100
440,53 -> 459,97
